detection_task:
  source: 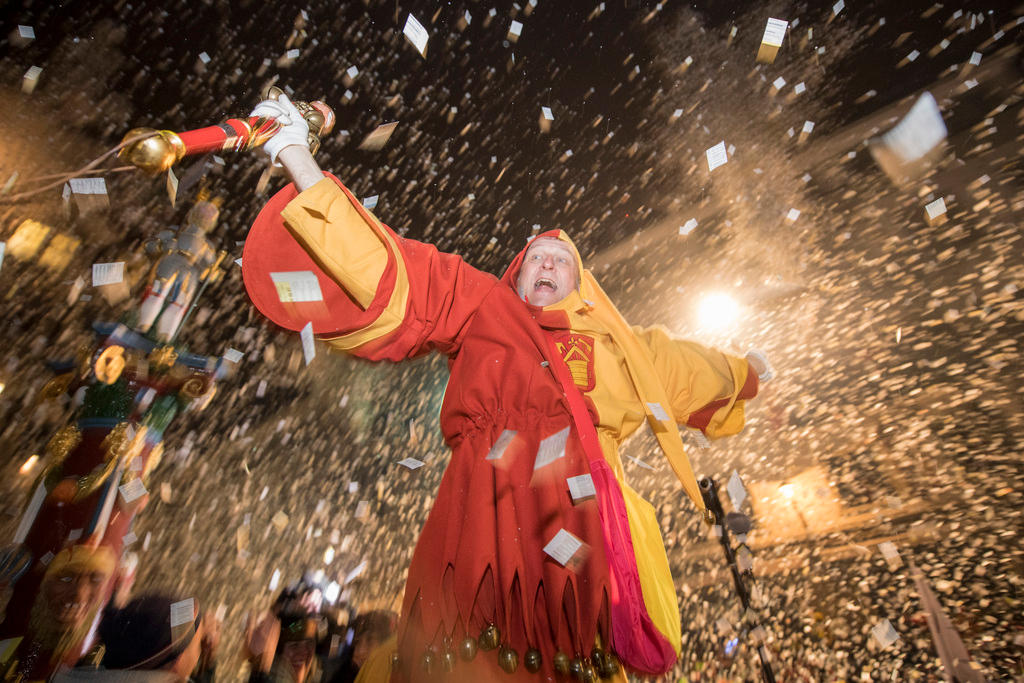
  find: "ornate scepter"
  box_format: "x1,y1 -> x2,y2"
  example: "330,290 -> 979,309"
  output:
118,86 -> 335,175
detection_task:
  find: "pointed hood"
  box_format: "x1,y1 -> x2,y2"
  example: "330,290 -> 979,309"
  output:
500,229 -> 585,312
501,229 -> 708,513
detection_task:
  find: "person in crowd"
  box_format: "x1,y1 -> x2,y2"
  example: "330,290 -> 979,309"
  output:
327,610 -> 397,683
52,592 -> 212,682
245,608 -> 321,683
241,94 -> 771,682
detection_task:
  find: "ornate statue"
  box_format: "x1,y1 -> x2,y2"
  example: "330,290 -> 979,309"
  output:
137,194 -> 220,343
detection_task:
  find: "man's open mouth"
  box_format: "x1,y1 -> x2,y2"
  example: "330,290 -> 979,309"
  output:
534,278 -> 556,291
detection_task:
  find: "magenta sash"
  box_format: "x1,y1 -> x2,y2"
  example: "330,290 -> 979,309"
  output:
544,335 -> 677,674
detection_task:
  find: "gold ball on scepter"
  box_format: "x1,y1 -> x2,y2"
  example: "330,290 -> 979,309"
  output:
118,127 -> 185,175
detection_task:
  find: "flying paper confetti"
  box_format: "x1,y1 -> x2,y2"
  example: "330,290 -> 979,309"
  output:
270,271 -> 323,303
358,122 -> 399,151
300,322 -> 315,366
543,528 -> 583,566
880,92 -> 947,163
403,14 -> 428,57
92,262 -> 125,286
757,18 -> 788,63
706,141 -> 728,172
22,66 -> 42,94
533,426 -> 569,470
871,619 -> 900,648
486,429 -> 517,461
727,470 -> 747,508
567,474 -> 596,502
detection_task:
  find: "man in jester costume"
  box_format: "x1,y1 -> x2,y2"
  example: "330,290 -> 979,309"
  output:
241,96 -> 771,682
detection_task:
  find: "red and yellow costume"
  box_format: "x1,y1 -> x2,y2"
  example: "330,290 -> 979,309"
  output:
242,176 -> 758,681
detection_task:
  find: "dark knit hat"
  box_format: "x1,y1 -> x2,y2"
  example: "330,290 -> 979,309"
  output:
99,593 -> 198,670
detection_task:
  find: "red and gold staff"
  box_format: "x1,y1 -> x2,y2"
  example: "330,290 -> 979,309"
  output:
117,87 -> 334,175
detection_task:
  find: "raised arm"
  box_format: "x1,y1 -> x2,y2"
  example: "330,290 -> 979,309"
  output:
243,95 -> 497,361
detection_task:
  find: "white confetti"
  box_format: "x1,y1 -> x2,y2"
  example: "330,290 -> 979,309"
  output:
224,348 -> 244,363
398,457 -> 425,470
69,177 -> 107,195
22,66 -> 42,94
626,454 -> 655,470
726,470 -> 747,508
92,262 -> 125,287
118,478 -> 147,504
567,474 -> 597,502
534,426 -> 570,470
679,218 -> 698,235
646,402 -> 671,422
761,18 -> 788,47
268,569 -> 281,591
403,14 -> 429,57
345,560 -> 367,584
705,141 -> 728,172
169,598 -> 195,628
871,619 -> 899,648
270,270 -> 323,303
486,429 -> 518,461
925,197 -> 946,220
880,92 -> 946,163
543,528 -> 583,566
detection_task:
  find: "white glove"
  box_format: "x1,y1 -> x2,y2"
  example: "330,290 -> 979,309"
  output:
249,94 -> 310,165
745,348 -> 774,382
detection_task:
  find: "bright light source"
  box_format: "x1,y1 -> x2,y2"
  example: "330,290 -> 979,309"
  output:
697,292 -> 740,330
324,581 -> 340,604
19,455 -> 39,475
780,483 -> 796,499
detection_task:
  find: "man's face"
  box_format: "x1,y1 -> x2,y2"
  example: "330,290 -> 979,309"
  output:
45,567 -> 107,626
516,238 -> 579,307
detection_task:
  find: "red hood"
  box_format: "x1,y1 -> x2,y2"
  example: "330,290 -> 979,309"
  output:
499,229 -> 584,303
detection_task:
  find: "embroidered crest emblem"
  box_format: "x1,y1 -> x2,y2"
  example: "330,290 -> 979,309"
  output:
554,332 -> 596,392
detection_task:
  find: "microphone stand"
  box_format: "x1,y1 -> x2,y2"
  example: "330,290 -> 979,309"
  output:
699,476 -> 776,683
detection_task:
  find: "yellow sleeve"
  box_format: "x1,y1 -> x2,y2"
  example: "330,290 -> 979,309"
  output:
278,177 -> 412,352
279,177 -> 391,311
634,326 -> 755,439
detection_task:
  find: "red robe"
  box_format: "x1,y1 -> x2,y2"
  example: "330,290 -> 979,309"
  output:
242,176 -> 757,681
